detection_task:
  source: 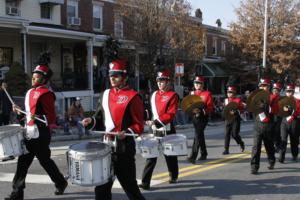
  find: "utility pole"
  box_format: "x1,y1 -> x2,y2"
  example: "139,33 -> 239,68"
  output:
262,0 -> 269,69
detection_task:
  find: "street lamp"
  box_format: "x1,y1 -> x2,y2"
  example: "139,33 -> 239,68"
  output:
262,0 -> 269,69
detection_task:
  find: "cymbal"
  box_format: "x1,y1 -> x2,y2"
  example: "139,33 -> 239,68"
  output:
250,90 -> 270,115
181,95 -> 204,116
246,89 -> 263,112
223,102 -> 239,121
278,96 -> 296,117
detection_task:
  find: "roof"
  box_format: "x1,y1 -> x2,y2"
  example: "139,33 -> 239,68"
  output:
202,62 -> 227,77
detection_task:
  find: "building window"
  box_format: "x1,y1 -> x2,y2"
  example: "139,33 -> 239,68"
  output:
5,0 -> 20,16
114,13 -> 124,39
212,38 -> 217,56
67,0 -> 78,18
0,47 -> 13,67
93,4 -> 103,31
221,41 -> 226,55
41,4 -> 52,19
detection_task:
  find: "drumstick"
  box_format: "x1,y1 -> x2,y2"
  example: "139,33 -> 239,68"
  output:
91,130 -> 139,137
2,87 -> 47,124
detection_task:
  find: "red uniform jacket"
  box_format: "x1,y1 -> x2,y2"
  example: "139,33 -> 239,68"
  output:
90,86 -> 144,135
269,93 -> 280,115
151,90 -> 178,130
191,90 -> 214,114
224,97 -> 244,113
25,85 -> 56,127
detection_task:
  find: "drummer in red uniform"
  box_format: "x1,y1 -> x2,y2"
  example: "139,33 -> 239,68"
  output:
139,68 -> 179,190
82,59 -> 145,200
5,65 -> 68,200
187,76 -> 214,164
222,85 -> 245,155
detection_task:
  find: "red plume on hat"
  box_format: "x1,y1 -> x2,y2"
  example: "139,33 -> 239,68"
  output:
109,59 -> 128,75
156,68 -> 171,80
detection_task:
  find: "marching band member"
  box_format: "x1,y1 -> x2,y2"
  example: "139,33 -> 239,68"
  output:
82,59 -> 145,200
278,84 -> 300,163
222,85 -> 245,155
250,78 -> 276,175
139,68 -> 179,190
5,65 -> 68,200
270,82 -> 282,152
187,76 -> 214,163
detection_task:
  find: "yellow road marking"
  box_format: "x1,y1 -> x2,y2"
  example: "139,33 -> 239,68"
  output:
152,151 -> 251,179
158,153 -> 251,183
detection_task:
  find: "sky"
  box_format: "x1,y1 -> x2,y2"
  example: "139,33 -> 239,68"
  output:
189,0 -> 241,29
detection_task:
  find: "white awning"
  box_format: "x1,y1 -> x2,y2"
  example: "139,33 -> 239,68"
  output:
25,25 -> 94,41
39,0 -> 64,5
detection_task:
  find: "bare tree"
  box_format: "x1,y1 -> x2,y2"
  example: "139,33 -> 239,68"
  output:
229,0 -> 300,79
116,0 -> 204,76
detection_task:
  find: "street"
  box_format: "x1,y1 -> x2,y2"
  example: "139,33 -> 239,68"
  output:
1,121 -> 300,200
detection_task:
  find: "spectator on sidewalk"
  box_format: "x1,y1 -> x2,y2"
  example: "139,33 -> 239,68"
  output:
0,81 -> 12,125
66,97 -> 87,137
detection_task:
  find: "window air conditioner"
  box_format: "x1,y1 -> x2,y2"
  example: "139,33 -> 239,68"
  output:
7,7 -> 19,16
68,17 -> 81,26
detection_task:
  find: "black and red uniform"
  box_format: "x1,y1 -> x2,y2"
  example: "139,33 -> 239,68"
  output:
188,83 -> 214,161
9,85 -> 67,199
250,78 -> 276,174
269,90 -> 282,151
223,94 -> 245,154
279,85 -> 300,162
140,89 -> 179,188
88,86 -> 145,200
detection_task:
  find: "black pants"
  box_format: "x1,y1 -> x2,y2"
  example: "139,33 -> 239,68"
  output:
141,155 -> 178,186
12,132 -> 66,194
0,114 -> 10,125
270,116 -> 282,149
279,118 -> 299,160
224,118 -> 244,150
189,115 -> 208,159
250,119 -> 276,170
95,152 -> 145,200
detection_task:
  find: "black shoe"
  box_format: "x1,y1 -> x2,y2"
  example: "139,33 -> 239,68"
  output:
292,156 -> 297,161
198,155 -> 207,160
240,142 -> 245,152
169,178 -> 178,184
55,181 -> 68,195
268,163 -> 275,170
278,158 -> 284,163
187,157 -> 196,164
251,168 -> 258,175
5,191 -> 24,200
138,183 -> 150,190
222,150 -> 229,155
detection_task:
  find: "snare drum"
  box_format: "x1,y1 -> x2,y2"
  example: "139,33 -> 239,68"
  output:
162,134 -> 188,156
67,141 -> 112,186
0,124 -> 25,161
139,137 -> 160,158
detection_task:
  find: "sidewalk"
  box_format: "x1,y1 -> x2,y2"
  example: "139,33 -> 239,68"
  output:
51,120 -> 254,142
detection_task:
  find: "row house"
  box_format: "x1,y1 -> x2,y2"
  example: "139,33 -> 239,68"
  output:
0,1 -> 232,115
0,0 -> 140,115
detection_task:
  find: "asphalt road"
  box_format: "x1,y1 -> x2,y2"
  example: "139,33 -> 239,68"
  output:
1,121 -> 300,200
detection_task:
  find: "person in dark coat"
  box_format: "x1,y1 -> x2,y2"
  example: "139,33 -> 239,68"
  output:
0,81 -> 12,125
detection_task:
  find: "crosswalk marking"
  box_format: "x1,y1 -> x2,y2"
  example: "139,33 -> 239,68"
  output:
0,172 -> 163,188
